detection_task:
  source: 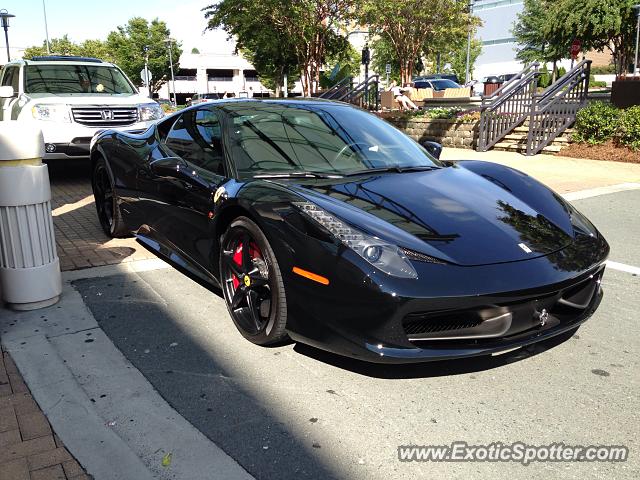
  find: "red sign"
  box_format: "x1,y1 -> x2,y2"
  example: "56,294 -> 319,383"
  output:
570,39 -> 582,60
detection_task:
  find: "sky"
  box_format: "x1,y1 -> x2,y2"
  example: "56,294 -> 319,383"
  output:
1,0 -> 235,60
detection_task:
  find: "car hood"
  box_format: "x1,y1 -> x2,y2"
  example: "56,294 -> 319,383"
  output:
288,165 -> 577,266
25,93 -> 152,106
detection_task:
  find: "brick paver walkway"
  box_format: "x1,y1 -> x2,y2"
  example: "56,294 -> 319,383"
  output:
48,162 -> 156,271
0,348 -> 91,480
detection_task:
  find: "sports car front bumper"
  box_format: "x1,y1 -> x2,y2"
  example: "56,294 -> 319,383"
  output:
282,234 -> 609,364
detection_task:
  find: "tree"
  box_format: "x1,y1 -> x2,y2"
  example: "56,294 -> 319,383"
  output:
191,47 -> 200,54
204,0 -> 355,95
448,39 -> 483,82
23,35 -> 113,61
106,17 -> 182,92
557,0 -> 637,75
359,0 -> 476,85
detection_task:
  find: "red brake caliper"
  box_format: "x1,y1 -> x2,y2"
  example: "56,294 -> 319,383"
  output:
231,241 -> 262,290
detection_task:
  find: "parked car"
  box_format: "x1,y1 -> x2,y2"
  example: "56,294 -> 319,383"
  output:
414,73 -> 460,84
188,93 -> 225,106
90,99 -> 609,364
413,78 -> 463,91
0,56 -> 163,161
498,73 -> 518,83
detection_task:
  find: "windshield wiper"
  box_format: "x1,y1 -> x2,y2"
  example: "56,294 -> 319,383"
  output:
344,165 -> 440,176
253,171 -> 343,179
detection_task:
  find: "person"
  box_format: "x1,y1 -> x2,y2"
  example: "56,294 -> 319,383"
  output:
388,80 -> 419,111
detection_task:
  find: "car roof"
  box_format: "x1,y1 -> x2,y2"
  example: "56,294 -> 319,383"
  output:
5,56 -> 115,68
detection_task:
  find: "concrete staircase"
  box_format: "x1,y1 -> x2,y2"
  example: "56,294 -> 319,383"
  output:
493,126 -> 574,154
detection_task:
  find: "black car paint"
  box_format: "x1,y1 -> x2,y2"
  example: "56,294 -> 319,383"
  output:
91,99 -> 609,363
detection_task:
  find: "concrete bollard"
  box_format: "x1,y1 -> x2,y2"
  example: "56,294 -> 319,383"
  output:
0,123 -> 62,310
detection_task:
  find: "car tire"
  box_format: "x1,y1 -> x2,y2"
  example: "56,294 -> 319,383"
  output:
219,216 -> 289,345
92,157 -> 130,238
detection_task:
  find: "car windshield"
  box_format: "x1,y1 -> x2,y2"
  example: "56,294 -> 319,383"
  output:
220,102 -> 441,178
429,79 -> 461,90
24,64 -> 135,95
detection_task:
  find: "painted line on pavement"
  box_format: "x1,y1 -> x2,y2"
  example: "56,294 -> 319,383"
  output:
563,183 -> 640,201
606,260 -> 640,276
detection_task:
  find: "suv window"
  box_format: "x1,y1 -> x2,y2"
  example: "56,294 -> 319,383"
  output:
164,108 -> 225,175
1,66 -> 19,91
24,64 -> 135,94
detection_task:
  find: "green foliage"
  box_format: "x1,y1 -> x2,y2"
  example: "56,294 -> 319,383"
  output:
191,48 -> 200,54
23,35 -> 114,62
359,0 -> 477,84
591,65 -> 616,75
514,0 -> 569,64
371,36 -> 408,85
106,17 -> 182,93
618,106 -> 640,151
424,107 -> 464,119
589,75 -> 607,88
204,0 -> 354,95
538,64 -> 551,88
573,102 -> 621,144
319,44 -> 360,89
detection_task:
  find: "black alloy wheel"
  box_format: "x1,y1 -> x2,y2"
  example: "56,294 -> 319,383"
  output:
92,158 -> 129,238
220,217 -> 288,345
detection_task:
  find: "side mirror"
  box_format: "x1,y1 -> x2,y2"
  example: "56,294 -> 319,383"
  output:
421,140 -> 443,159
0,86 -> 15,98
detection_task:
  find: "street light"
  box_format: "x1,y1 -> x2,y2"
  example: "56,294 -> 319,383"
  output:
164,38 -> 177,106
0,9 -> 15,63
634,4 -> 640,76
465,0 -> 475,85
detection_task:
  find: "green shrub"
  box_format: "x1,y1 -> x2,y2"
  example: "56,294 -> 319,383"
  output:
425,107 -> 463,119
618,106 -> 640,151
591,65 -> 616,75
573,101 -> 620,144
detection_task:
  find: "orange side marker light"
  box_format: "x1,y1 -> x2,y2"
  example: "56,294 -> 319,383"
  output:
292,267 -> 330,285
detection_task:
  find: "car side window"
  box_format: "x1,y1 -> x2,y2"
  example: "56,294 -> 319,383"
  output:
163,108 -> 226,176
1,66 -> 19,91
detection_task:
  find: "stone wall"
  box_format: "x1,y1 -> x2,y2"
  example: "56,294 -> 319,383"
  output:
386,116 -> 480,149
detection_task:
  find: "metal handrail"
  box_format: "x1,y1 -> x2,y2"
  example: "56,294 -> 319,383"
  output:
525,60 -> 591,156
478,64 -> 540,151
481,62 -> 539,102
337,75 -> 380,110
319,76 -> 353,99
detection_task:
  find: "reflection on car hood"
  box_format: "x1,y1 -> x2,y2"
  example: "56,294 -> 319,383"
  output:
289,166 -> 576,267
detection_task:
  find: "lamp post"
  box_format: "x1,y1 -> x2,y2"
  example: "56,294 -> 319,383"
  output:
42,0 -> 51,55
0,9 -> 15,63
164,38 -> 177,106
634,4 -> 640,76
465,0 -> 475,85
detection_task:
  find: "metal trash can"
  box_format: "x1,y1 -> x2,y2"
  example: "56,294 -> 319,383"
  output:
483,76 -> 503,96
0,123 -> 61,310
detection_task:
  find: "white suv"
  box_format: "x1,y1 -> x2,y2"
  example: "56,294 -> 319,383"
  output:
0,56 -> 163,160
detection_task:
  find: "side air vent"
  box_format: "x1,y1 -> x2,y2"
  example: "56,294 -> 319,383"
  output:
401,247 -> 446,265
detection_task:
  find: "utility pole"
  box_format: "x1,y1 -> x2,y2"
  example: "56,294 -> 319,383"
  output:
143,46 -> 152,98
465,0 -> 474,84
165,38 -> 177,106
634,5 -> 640,76
42,0 -> 50,55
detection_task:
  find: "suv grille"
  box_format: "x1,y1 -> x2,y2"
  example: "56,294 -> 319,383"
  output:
72,107 -> 138,127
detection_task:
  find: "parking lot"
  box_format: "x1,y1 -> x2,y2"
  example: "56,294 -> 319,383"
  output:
1,158 -> 639,480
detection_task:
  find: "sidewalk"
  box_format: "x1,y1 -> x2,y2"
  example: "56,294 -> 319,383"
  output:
441,148 -> 640,194
0,348 -> 90,480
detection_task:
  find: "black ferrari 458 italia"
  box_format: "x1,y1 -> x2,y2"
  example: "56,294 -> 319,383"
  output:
90,99 -> 608,363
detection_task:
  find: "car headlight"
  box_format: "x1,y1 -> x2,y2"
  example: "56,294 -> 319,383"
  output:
31,104 -> 71,122
569,205 -> 597,238
139,103 -> 164,121
295,202 -> 418,279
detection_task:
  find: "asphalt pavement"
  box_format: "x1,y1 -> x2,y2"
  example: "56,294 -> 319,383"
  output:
70,189 -> 640,480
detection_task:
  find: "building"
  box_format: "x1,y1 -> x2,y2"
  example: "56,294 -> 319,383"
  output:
157,52 -> 274,104
473,0 -> 525,81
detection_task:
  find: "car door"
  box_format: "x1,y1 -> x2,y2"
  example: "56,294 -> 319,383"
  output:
142,107 -> 228,272
0,66 -> 20,121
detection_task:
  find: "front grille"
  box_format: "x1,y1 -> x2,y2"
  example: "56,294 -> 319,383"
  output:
404,312 -> 483,336
72,107 -> 138,127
